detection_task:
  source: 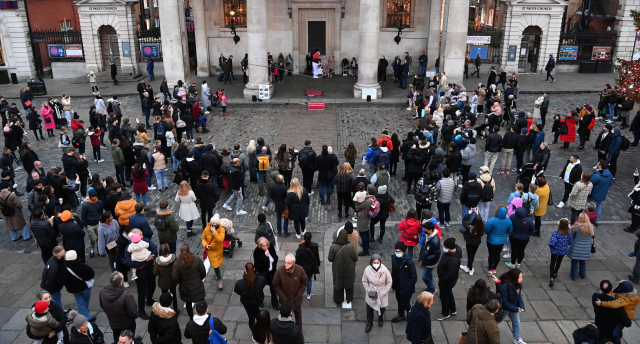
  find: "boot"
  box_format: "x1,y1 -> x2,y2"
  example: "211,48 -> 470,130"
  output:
218,280 -> 223,290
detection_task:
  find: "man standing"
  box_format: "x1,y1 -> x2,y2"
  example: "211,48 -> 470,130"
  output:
587,160 -> 613,225
218,53 -> 226,81
473,54 -> 481,78
592,280 -> 631,343
111,62 -> 119,85
269,302 -> 304,344
298,140 -> 317,194
435,238 -> 462,320
111,138 -> 126,186
378,55 -> 388,83
466,300 -> 501,344
500,125 -> 518,174
99,272 -> 138,341
391,241 -> 417,323
595,124 -> 613,163
270,174 -> 289,236
254,146 -> 271,196
272,254 -> 308,331
419,52 -> 427,76
184,301 -> 228,344
146,58 -> 154,81
544,54 -> 555,82
136,79 -> 145,113
464,54 -> 470,79
1,180 -> 32,242
201,145 -> 221,190
142,92 -> 152,128
81,189 -> 103,257
222,158 -> 247,215
228,55 -> 237,80
196,170 -> 220,232
122,228 -> 157,319
40,246 -> 66,309
484,125 -> 502,173
540,92 -> 550,127
128,203 -> 153,239
557,155 -> 582,209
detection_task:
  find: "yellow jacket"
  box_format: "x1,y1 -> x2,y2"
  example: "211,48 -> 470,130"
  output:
534,184 -> 550,216
201,223 -> 225,268
137,130 -> 150,142
601,292 -> 639,320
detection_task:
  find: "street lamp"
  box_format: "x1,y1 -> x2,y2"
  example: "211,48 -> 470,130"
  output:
229,5 -> 240,44
393,3 -> 406,44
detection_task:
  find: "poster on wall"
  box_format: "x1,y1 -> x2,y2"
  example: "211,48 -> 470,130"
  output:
48,45 -> 65,57
508,45 -> 517,61
64,45 -> 83,57
633,32 -> 640,60
259,85 -> 270,100
559,46 -> 578,60
467,36 -> 491,44
121,42 -> 131,57
141,44 -> 160,57
469,45 -> 488,59
591,46 -> 612,60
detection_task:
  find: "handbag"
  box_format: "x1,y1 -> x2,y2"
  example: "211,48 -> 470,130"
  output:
457,317 -> 478,344
44,116 -> 52,123
282,205 -> 289,219
547,190 -> 554,206
389,203 -> 397,213
24,100 -> 32,107
106,240 -> 117,250
368,290 -> 378,299
67,267 -> 95,288
203,233 -> 215,260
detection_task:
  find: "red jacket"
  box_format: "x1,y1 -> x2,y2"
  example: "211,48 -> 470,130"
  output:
398,218 -> 422,246
192,102 -> 202,122
89,128 -> 101,147
560,116 -> 577,143
377,134 -> 393,151
131,168 -> 149,194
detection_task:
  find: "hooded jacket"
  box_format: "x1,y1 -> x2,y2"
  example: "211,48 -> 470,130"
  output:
174,144 -> 189,162
148,302 -> 182,344
328,230 -> 358,290
99,285 -> 138,329
59,217 -> 86,252
155,208 -> 179,243
437,245 -> 462,287
460,180 -> 482,208
153,254 -> 177,291
608,127 -> 624,156
589,169 -> 613,202
466,304 -> 500,344
25,310 -> 59,338
270,316 -> 304,344
184,314 -> 227,344
508,207 -> 535,241
485,206 -> 513,245
97,219 -> 119,256
462,143 -> 476,166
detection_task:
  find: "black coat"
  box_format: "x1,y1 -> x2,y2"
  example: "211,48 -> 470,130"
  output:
445,151 -> 462,173
559,161 -> 582,185
407,148 -> 427,175
148,304 -> 182,344
294,243 -> 320,279
270,318 -> 304,344
285,190 -> 310,221
31,218 -> 58,247
401,138 -> 414,160
61,154 -> 85,179
595,131 -> 613,152
315,152 -> 339,183
253,246 -> 278,285
59,217 -> 85,253
577,112 -> 595,139
59,259 -> 95,294
502,131 -> 519,150
201,152 -> 220,176
269,182 -> 288,213
194,178 -> 219,208
592,293 -> 631,341
406,302 -> 432,344
375,193 -> 394,219
69,322 -> 103,344
184,315 -> 227,344
234,275 -> 266,308
436,245 -> 462,286
21,150 -> 39,174
41,255 -> 65,293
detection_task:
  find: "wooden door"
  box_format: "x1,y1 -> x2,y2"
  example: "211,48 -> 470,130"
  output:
99,26 -> 120,69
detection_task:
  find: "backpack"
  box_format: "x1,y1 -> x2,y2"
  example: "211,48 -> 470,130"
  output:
377,150 -> 390,167
156,123 -> 166,138
207,317 -> 227,344
522,193 -> 533,216
154,216 -> 166,231
368,196 -> 380,218
435,161 -> 447,178
259,223 -> 275,245
298,148 -> 310,168
220,155 -> 230,175
256,155 -> 270,171
621,136 -> 631,151
413,178 -> 436,205
1,192 -> 15,216
466,185 -> 481,207
71,135 -> 81,148
480,177 -> 494,202
587,117 -> 596,130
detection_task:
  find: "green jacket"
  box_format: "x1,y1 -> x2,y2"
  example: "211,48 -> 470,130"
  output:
265,165 -> 280,202
541,97 -> 550,111
73,127 -> 87,143
327,230 -> 358,290
111,145 -> 125,165
373,169 -> 389,193
152,253 -> 177,290
155,209 -> 179,243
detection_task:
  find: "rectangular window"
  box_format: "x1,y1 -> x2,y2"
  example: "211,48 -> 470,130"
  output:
143,0 -> 149,9
488,8 -> 494,26
145,19 -> 151,30
224,0 -> 247,27
60,20 -> 72,31
153,0 -> 158,7
386,0 -> 411,28
154,17 -> 160,28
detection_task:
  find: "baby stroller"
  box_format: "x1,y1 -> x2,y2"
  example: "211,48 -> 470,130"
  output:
516,163 -> 538,185
220,218 -> 242,258
341,58 -> 349,76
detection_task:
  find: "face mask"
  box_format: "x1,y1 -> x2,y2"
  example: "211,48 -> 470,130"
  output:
443,248 -> 449,253
395,253 -> 403,258
372,263 -> 381,269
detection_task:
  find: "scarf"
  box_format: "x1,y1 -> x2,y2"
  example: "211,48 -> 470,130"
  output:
193,314 -> 208,326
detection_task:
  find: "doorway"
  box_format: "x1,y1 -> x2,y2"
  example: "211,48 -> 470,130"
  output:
297,9 -> 335,74
518,26 -> 541,73
99,25 -> 120,69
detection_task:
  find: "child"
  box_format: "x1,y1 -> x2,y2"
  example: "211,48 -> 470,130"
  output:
88,126 -> 102,163
127,233 -> 151,280
572,323 -> 599,344
171,141 -> 180,171
507,183 -> 525,205
548,218 -> 572,287
551,115 -> 562,144
322,61 -> 328,78
471,90 -> 478,115
25,300 -> 63,344
220,90 -> 228,117
407,86 -> 415,111
595,280 -> 640,340
584,202 -> 598,224
353,183 -> 367,206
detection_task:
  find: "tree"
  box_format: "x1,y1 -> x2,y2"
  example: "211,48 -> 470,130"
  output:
615,10 -> 640,102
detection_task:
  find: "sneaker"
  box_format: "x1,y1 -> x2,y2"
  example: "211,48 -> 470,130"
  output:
223,204 -> 232,211
593,165 -> 598,169
131,274 -> 138,281
505,262 -> 516,268
458,184 -> 463,188
606,120 -> 613,124
94,159 -> 98,163
460,265 -> 469,273
500,169 -> 504,174
502,246 -> 509,252
124,282 -> 129,288
309,191 -> 314,195
506,170 -> 510,174
557,201 -> 565,208
451,311 -> 457,315
148,186 -> 157,190
628,252 -> 637,257
445,222 -> 450,227
98,159 -> 104,162
483,266 -> 492,272
406,107 -> 412,111
15,166 -> 23,171
514,339 -> 527,344
352,217 -> 357,221
307,293 -> 312,300
236,210 -> 247,215
435,314 -> 450,321
301,230 -> 307,236
261,206 -> 268,210
296,234 -> 301,239
503,252 -> 511,258
469,268 -> 474,276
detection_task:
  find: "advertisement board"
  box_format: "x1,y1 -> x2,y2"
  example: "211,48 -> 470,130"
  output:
48,45 -> 65,57
141,44 -> 160,57
469,45 -> 488,60
64,45 -> 83,57
467,36 -> 491,44
591,46 -> 612,60
559,46 -> 578,60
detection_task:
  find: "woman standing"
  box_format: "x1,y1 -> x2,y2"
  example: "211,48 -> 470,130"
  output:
398,209 -> 422,258
285,178 -> 311,239
152,146 -> 168,192
28,105 -> 44,141
97,211 -> 119,271
559,112 -> 578,149
254,237 -> 279,310
171,244 -> 206,319
251,309 -> 272,344
275,144 -> 292,185
247,140 -> 257,183
501,268 -> 526,344
506,206 -> 535,269
390,133 -> 401,176
567,173 -> 593,224
484,205 -> 513,274
19,142 -> 38,174
548,218 -> 572,287
334,163 -> 355,218
567,213 -> 595,280
316,145 -> 339,205
233,262 -> 266,329
466,279 -> 501,313
344,142 -> 359,170
533,176 -> 550,236
295,232 -> 320,299
362,254 -> 392,332
175,181 -> 199,236
405,292 -> 434,344
201,214 -> 225,290
40,102 -> 55,138
461,210 -> 484,275
131,163 -> 149,207
153,243 -> 178,313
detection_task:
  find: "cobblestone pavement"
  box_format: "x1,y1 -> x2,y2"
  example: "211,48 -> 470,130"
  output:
1,93 -> 640,343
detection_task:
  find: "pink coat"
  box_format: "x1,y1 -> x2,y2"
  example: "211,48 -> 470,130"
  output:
41,106 -> 55,130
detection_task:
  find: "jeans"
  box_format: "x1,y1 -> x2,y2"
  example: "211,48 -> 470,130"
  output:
507,311 -> 521,339
337,191 -> 351,215
609,103 -> 616,121
301,168 -> 314,194
401,73 -> 408,89
545,70 -> 555,82
496,82 -> 506,92
438,282 -> 456,316
318,181 -> 334,203
360,231 -> 370,253
612,323 -> 623,344
148,69 -> 154,81
144,109 -> 151,127
9,225 -> 30,240
64,110 -> 72,125
50,291 -> 62,309
419,63 -> 426,76
159,241 -> 177,255
73,288 -> 92,319
422,267 -> 435,292
586,198 -> 602,223
224,189 -> 244,212
570,259 -> 586,280
146,166 -> 153,187
276,210 -> 289,234
550,254 -> 564,277
437,201 -> 450,224
185,129 -> 193,140
258,171 -> 266,195
609,154 -> 619,177
477,201 -> 491,223
461,205 -> 477,224
172,156 -> 179,171
163,92 -> 171,102
579,136 -> 586,148
92,146 -> 101,160
135,192 -> 147,207
154,169 -> 168,190
186,220 -> 193,232
306,278 -> 313,295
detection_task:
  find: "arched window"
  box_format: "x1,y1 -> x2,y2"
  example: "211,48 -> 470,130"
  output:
386,0 -> 411,28
224,0 -> 247,27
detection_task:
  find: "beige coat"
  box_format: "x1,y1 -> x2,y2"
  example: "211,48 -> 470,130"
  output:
0,189 -> 26,230
477,88 -> 486,106
175,191 -> 199,222
567,181 -> 593,211
533,96 -> 544,119
362,264 -> 392,315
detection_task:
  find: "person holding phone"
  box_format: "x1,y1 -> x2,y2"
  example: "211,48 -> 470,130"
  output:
500,268 -> 526,344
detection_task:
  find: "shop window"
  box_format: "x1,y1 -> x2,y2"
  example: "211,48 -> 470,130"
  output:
224,0 -> 246,27
153,0 -> 158,7
488,8 -> 494,26
145,19 -> 151,30
386,0 -> 411,28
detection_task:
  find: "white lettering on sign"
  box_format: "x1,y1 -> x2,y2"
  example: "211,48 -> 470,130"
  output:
89,6 -> 117,10
521,6 -> 553,10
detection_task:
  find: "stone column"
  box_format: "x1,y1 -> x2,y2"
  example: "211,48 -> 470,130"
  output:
192,0 -> 209,76
159,0 -> 190,84
243,0 -> 272,99
427,0 -> 443,69
441,0 -> 470,84
353,0 -> 381,98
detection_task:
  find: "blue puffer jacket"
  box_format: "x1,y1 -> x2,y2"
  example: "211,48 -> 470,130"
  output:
391,254 -> 417,297
567,228 -> 594,261
608,127 -> 623,156
501,282 -> 524,312
509,207 -> 534,241
589,169 -> 613,202
365,144 -> 379,163
485,206 -> 513,245
419,231 -> 441,267
549,231 -> 573,256
532,130 -> 545,149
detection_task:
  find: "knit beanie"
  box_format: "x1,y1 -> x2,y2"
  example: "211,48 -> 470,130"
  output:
73,313 -> 87,328
159,292 -> 173,307
344,222 -> 354,234
468,171 -> 477,180
443,238 -> 456,249
34,301 -> 48,313
394,241 -> 407,252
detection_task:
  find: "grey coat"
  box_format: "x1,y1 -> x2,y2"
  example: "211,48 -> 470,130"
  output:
567,228 -> 594,261
265,165 -> 280,202
355,197 -> 373,232
327,231 -> 358,290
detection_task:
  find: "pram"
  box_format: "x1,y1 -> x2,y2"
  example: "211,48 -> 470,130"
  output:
223,232 -> 242,258
516,163 -> 545,185
341,58 -> 349,76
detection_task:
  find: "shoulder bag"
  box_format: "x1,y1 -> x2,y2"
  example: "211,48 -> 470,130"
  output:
389,203 -> 397,213
366,274 -> 378,299
547,189 -> 554,206
457,316 -> 477,344
282,205 -> 289,219
66,267 -> 95,288
203,232 -> 216,260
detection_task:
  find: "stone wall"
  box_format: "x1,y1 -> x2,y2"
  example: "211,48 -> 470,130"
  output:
0,4 -> 36,81
51,62 -> 87,79
613,0 -> 640,62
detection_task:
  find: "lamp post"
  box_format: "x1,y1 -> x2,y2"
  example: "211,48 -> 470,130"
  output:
228,5 -> 240,44
393,2 -> 406,44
